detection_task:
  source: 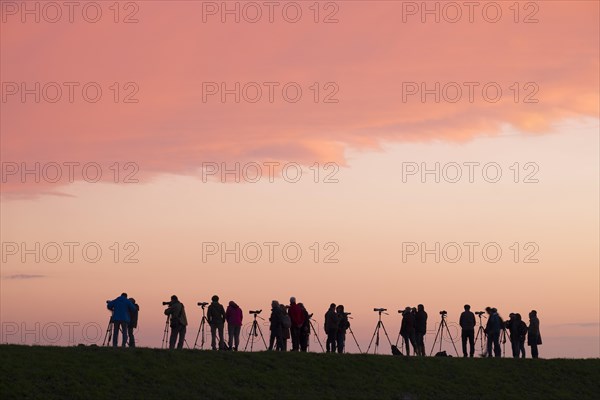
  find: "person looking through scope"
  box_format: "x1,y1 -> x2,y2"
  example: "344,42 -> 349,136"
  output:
485,307 -> 502,357
400,307 -> 417,356
459,304 -> 476,358
336,305 -> 350,353
163,295 -> 188,350
324,303 -> 339,353
207,295 -> 226,350
225,301 -> 243,351
106,292 -> 136,348
414,304 -> 428,356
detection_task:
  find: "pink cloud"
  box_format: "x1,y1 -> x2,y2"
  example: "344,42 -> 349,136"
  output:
1,1 -> 598,196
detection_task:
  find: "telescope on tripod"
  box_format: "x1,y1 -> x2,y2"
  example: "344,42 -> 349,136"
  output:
366,308 -> 393,354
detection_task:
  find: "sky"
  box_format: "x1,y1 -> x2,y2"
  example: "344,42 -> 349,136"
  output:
1,1 -> 599,358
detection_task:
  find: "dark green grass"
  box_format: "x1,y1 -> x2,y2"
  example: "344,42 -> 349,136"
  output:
1,345 -> 599,400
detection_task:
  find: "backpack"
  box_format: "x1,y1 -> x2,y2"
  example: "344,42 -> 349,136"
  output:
282,315 -> 292,329
391,345 -> 403,356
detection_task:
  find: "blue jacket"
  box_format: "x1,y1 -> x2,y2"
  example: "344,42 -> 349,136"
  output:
107,295 -> 136,322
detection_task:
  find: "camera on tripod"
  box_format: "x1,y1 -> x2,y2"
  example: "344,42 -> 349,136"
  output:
439,310 -> 448,316
373,308 -> 387,312
475,311 -> 485,316
197,302 -> 208,307
249,310 -> 262,315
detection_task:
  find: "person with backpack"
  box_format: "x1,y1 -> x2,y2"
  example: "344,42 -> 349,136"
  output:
127,298 -> 139,348
517,313 -> 528,358
207,295 -> 226,350
288,297 -> 306,351
528,310 -> 542,358
106,292 -> 136,348
324,303 -> 339,353
336,305 -> 350,353
506,313 -> 521,358
164,295 -> 187,350
225,301 -> 243,351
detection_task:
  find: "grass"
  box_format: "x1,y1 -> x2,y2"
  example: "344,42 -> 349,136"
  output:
1,345 -> 599,399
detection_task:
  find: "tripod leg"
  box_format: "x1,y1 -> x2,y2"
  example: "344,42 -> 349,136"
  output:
309,320 -> 325,352
244,323 -> 252,351
429,322 -> 443,356
395,327 -> 402,347
256,322 -> 268,350
366,323 -> 380,354
443,320 -> 460,357
348,327 -> 363,353
380,322 -> 394,347
194,321 -> 202,349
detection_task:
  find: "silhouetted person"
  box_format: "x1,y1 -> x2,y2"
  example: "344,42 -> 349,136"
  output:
485,307 -> 502,357
324,303 -> 339,353
299,303 -> 311,352
128,298 -> 139,348
106,292 -> 136,348
268,300 -> 284,351
459,304 -> 476,358
225,300 -> 243,351
336,305 -> 350,353
400,307 -> 417,356
517,313 -> 528,358
164,295 -> 187,349
506,313 -> 521,358
288,297 -> 305,351
280,304 -> 291,351
414,304 -> 428,356
528,310 -> 542,358
207,295 -> 226,350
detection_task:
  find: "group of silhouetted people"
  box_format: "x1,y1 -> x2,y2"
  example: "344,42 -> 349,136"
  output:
267,297 -> 315,352
398,304 -> 428,356
105,293 -> 542,358
324,303 -> 352,353
471,306 -> 542,359
106,293 -> 140,348
392,304 -> 542,358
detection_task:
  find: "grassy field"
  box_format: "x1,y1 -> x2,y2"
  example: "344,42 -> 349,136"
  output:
1,345 -> 599,400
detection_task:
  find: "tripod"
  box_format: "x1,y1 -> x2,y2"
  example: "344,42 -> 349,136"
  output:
429,312 -> 459,357
474,313 -> 487,357
193,304 -> 209,349
244,312 -> 268,352
308,317 -> 325,352
102,316 -> 115,346
161,315 -> 170,349
366,309 -> 393,354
